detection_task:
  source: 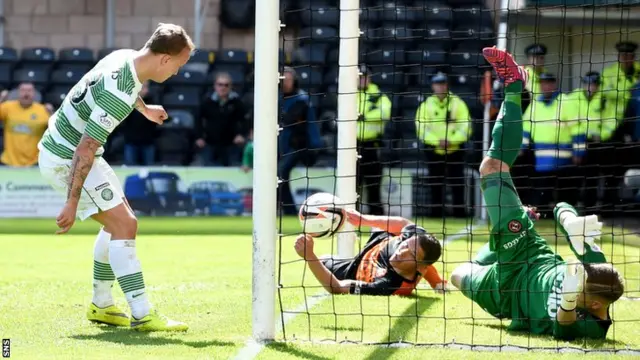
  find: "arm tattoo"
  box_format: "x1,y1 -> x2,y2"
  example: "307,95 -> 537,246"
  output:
67,134 -> 100,202
134,96 -> 146,113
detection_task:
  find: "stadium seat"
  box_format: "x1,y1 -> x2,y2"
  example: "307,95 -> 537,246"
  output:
409,66 -> 440,87
0,47 -> 19,64
300,1 -> 339,27
421,2 -> 453,24
298,26 -> 339,44
21,47 -> 56,63
214,49 -> 250,65
379,24 -> 417,44
323,66 -> 338,86
295,66 -> 324,89
369,65 -> 406,91
166,69 -> 207,87
451,25 -> 494,42
183,49 -> 213,74
320,92 -> 338,113
58,47 -> 94,65
449,45 -> 483,67
50,68 -> 85,86
241,91 -> 254,111
326,47 -> 340,64
293,44 -> 329,65
56,63 -> 92,75
97,48 -> 121,60
165,109 -> 196,129
0,64 -> 12,88
379,2 -> 417,23
359,3 -> 381,24
361,26 -> 382,44
423,23 -> 451,43
452,5 -> 494,29
156,127 -> 193,166
366,45 -> 407,65
45,87 -> 70,108
208,65 -> 246,88
162,90 -> 201,116
406,43 -> 447,66
12,68 -> 49,87
398,92 -> 426,113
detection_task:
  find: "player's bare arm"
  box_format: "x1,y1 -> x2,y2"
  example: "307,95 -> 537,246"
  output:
345,208 -> 412,235
134,96 -> 168,125
294,234 -> 352,294
57,134 -> 101,234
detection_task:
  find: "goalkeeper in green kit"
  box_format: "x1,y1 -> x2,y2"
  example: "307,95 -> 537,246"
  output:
450,47 -> 625,340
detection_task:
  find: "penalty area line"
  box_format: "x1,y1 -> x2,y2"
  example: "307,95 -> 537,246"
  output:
232,223 -> 481,360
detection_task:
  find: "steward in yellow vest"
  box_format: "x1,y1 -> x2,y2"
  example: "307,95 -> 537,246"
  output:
523,43 -> 548,99
415,72 -> 471,218
356,65 -> 392,215
523,73 -> 585,209
601,41 -> 640,120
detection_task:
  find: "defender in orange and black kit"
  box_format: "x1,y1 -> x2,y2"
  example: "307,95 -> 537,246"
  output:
294,209 -> 446,296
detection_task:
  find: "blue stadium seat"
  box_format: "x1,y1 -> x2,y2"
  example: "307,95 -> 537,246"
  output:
0,47 -> 19,64
293,44 -> 329,65
58,47 -> 94,64
299,26 -> 339,44
98,48 -> 121,60
300,1 -> 339,27
452,5 -> 494,29
45,87 -> 70,108
422,23 -> 451,43
241,91 -> 254,110
409,66 -> 439,87
166,69 -> 207,87
369,65 -> 406,90
366,45 -> 407,65
50,68 -> 85,86
379,24 -> 417,44
451,25 -> 494,42
162,91 -> 201,120
215,49 -> 250,65
184,49 -> 213,74
421,2 -> 453,24
359,2 -> 381,24
295,66 -> 324,89
13,68 -> 49,87
323,66 -> 338,86
449,45 -> 484,67
406,44 -> 447,66
156,127 -> 192,165
21,47 -> 56,63
326,47 -> 340,64
56,63 -> 92,74
451,68 -> 482,90
0,64 -> 12,88
165,109 -> 196,129
379,1 -> 418,23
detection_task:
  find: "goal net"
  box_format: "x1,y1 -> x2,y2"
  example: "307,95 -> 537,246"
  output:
252,0 -> 640,353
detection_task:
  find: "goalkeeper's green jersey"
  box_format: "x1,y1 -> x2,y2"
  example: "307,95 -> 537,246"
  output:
488,211 -> 612,339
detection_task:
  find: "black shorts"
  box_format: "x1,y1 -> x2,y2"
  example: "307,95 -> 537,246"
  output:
321,258 -> 354,280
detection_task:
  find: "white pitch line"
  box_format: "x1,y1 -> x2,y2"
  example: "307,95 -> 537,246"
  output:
232,223 -> 481,360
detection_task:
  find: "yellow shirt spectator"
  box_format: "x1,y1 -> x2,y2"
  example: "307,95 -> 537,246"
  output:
0,91 -> 50,166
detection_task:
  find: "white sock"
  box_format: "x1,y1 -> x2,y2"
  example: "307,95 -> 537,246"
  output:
92,228 -> 115,308
109,240 -> 151,319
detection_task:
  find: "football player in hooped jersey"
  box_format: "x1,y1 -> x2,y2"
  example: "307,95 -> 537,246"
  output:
450,47 -> 625,340
37,23 -> 194,331
294,209 -> 447,296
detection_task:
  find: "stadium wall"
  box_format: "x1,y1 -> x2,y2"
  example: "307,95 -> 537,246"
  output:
2,0 -> 255,51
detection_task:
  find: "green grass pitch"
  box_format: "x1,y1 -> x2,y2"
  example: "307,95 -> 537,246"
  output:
1,217 -> 639,360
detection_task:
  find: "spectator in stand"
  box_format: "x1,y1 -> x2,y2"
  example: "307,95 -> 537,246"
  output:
415,72 -> 471,218
241,128 -> 254,173
120,81 -> 159,166
278,67 -> 322,215
195,72 -> 248,166
0,82 -> 52,167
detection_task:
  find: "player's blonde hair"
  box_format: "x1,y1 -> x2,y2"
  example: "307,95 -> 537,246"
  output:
144,23 -> 195,56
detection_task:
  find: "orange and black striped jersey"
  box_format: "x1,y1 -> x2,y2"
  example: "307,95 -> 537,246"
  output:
322,232 -> 444,296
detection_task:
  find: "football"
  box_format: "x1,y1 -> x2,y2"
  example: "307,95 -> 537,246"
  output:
298,192 -> 346,238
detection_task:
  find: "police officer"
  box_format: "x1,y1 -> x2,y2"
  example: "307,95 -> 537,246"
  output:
357,65 -> 392,215
524,43 -> 548,98
523,73 -> 585,215
415,72 -> 471,218
602,41 -> 640,120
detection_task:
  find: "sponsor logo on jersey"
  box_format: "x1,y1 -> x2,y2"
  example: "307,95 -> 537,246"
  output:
95,182 -> 110,191
99,113 -> 113,129
503,230 -> 527,250
111,70 -> 120,80
508,220 -> 522,233
101,188 -> 114,201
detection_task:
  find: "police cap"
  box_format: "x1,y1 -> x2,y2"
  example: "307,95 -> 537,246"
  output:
525,43 -> 547,56
431,72 -> 448,84
616,41 -> 638,54
538,72 -> 556,82
581,71 -> 601,84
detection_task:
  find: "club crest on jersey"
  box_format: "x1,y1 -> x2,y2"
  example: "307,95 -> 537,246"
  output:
508,220 -> 522,233
101,188 -> 114,201
111,70 -> 120,80
99,113 -> 113,128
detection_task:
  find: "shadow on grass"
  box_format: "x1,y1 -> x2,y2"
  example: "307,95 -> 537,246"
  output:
265,342 -> 333,360
363,297 -> 440,360
469,322 -> 629,348
69,326 -> 234,348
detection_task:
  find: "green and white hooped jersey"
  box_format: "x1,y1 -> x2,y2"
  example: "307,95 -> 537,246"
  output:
39,49 -> 143,160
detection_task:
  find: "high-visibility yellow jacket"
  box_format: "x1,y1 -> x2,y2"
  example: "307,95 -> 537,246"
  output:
524,65 -> 547,97
357,83 -> 392,141
561,89 -> 620,142
415,92 -> 471,155
601,61 -> 640,118
523,92 -> 586,172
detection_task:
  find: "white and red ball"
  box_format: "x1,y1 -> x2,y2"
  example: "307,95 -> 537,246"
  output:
298,192 -> 346,238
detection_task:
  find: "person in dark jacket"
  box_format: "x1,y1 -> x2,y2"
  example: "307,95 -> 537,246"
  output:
278,67 -> 322,215
195,72 -> 248,166
121,81 -> 159,166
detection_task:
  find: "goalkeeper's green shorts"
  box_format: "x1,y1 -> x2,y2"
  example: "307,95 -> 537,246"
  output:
460,265 -> 506,319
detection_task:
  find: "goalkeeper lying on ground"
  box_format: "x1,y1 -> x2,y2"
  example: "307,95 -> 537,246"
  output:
295,209 -> 447,296
450,47 -> 625,340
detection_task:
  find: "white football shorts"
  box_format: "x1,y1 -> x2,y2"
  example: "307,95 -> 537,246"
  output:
38,149 -> 125,220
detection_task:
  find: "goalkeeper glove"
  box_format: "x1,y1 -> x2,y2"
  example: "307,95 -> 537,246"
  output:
563,214 -> 603,255
560,260 -> 587,312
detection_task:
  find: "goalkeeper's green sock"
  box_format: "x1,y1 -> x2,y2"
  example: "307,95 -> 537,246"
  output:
486,81 -> 524,168
93,228 -> 115,308
109,240 -> 151,319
